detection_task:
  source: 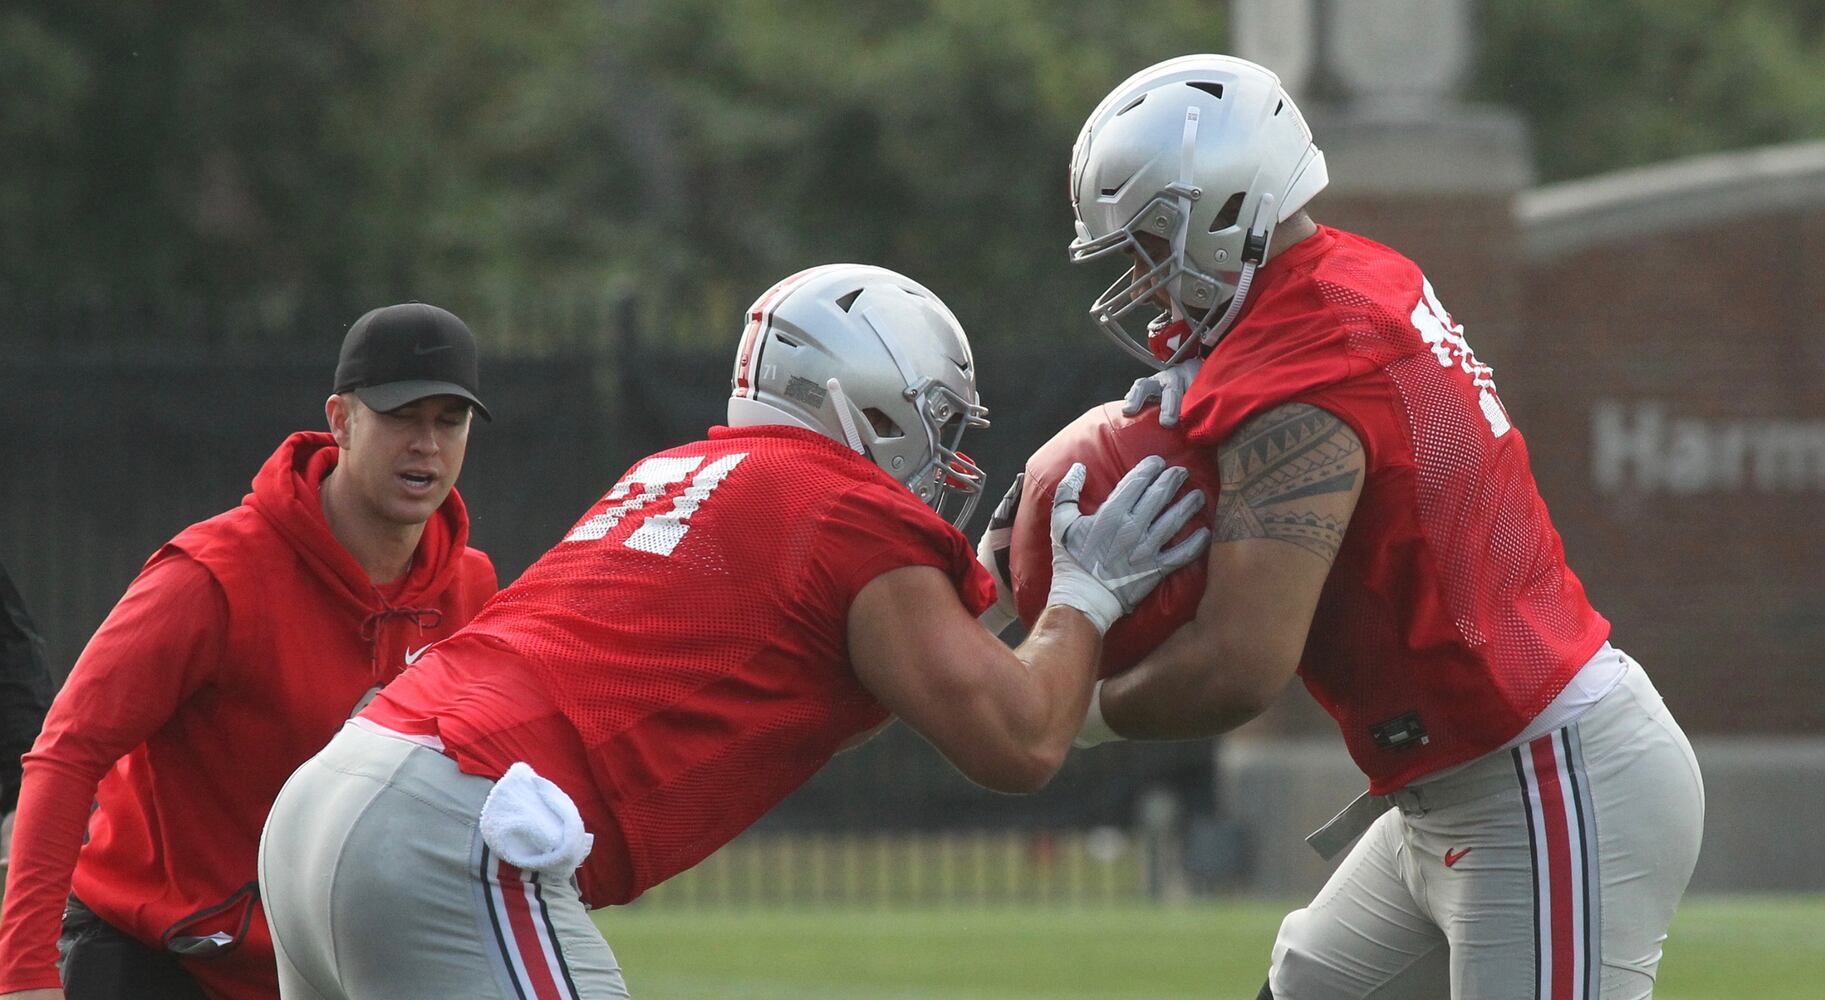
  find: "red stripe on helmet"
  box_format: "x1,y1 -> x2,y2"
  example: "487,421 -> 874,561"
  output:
734,266 -> 828,396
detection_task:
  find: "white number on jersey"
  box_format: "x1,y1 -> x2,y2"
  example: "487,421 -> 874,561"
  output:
563,452 -> 748,556
1408,277 -> 1511,438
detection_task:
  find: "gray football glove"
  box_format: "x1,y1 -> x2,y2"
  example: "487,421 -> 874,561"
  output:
1047,455 -> 1210,634
1122,357 -> 1203,428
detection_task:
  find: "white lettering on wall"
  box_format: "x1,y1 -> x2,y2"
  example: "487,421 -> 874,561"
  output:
1593,400 -> 1825,494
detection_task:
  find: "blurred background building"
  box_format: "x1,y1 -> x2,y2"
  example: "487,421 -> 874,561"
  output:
2,0 -> 1822,903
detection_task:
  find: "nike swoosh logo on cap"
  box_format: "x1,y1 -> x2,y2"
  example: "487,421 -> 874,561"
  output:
413,343 -> 455,355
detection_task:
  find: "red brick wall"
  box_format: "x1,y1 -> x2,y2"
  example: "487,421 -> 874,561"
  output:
1519,207 -> 1825,734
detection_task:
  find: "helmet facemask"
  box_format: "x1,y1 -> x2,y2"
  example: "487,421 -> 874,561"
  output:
899,377 -> 988,526
834,355 -> 988,529
1074,192 -> 1231,369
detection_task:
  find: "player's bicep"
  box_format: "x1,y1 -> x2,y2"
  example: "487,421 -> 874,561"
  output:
1211,401 -> 1365,563
846,565 -> 1043,788
1198,403 -> 1364,657
847,565 -> 1008,729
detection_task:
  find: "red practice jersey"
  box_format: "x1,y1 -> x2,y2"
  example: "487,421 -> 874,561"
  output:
1178,226 -> 1610,792
365,425 -> 996,903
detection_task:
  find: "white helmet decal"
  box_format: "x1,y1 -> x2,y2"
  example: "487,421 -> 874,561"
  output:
1069,55 -> 1328,369
728,264 -> 990,526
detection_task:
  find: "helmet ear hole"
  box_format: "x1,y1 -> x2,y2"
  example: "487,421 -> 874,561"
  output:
863,407 -> 904,439
1210,191 -> 1246,232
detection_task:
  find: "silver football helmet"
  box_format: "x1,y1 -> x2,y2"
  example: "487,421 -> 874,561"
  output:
727,264 -> 990,526
1069,55 -> 1328,369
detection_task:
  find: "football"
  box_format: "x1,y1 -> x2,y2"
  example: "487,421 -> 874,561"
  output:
1009,401 -> 1219,677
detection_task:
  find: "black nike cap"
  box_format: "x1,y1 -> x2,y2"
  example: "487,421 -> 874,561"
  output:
332,303 -> 492,420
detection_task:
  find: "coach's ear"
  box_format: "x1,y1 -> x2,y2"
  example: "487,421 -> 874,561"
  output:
326,393 -> 354,449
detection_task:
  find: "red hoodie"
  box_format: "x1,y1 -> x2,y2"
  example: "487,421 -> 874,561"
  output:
0,432 -> 497,999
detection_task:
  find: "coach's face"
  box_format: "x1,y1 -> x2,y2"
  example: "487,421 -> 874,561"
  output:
329,393 -> 473,526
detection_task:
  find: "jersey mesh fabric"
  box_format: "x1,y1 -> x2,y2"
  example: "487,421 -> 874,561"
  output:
1180,227 -> 1609,791
371,425 -> 994,901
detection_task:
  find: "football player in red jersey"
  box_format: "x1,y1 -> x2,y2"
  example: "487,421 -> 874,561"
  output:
256,264 -> 1209,1000
1053,56 -> 1705,999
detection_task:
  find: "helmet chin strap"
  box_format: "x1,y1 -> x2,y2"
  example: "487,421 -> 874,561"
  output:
1193,189 -> 1277,352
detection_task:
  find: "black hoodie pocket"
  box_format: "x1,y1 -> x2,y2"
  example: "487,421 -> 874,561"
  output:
159,881 -> 259,958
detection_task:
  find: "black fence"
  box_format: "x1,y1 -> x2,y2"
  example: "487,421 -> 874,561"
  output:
1,296 -> 1216,835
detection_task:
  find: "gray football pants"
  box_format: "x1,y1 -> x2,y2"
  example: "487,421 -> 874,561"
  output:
259,724 -> 631,999
1269,662 -> 1705,1000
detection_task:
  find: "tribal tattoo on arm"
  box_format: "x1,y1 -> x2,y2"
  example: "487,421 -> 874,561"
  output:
1213,403 -> 1365,562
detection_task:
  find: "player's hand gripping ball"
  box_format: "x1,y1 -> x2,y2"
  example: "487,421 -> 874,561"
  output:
1010,401 -> 1219,676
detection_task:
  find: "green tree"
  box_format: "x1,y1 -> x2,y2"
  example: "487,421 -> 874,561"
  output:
565,0 -> 1226,343
1476,0 -> 1825,182
6,0 -> 1824,343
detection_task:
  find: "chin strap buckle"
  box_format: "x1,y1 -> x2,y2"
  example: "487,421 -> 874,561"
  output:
1241,191 -> 1276,265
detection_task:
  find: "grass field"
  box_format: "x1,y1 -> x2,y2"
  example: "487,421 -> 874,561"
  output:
600,895 -> 1825,999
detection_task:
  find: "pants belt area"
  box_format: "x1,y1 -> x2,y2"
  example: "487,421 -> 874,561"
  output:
1306,747 -> 1538,861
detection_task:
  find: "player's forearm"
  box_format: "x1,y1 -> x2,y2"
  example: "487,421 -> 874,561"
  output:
1099,624 -> 1286,740
1015,603 -> 1102,731
991,604 -> 1102,787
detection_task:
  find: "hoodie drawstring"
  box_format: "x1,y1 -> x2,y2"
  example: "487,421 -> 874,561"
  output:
359,607 -> 446,678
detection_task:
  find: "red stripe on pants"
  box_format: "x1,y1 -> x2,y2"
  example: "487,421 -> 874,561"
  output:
1529,736 -> 1576,1000
498,862 -> 566,1000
